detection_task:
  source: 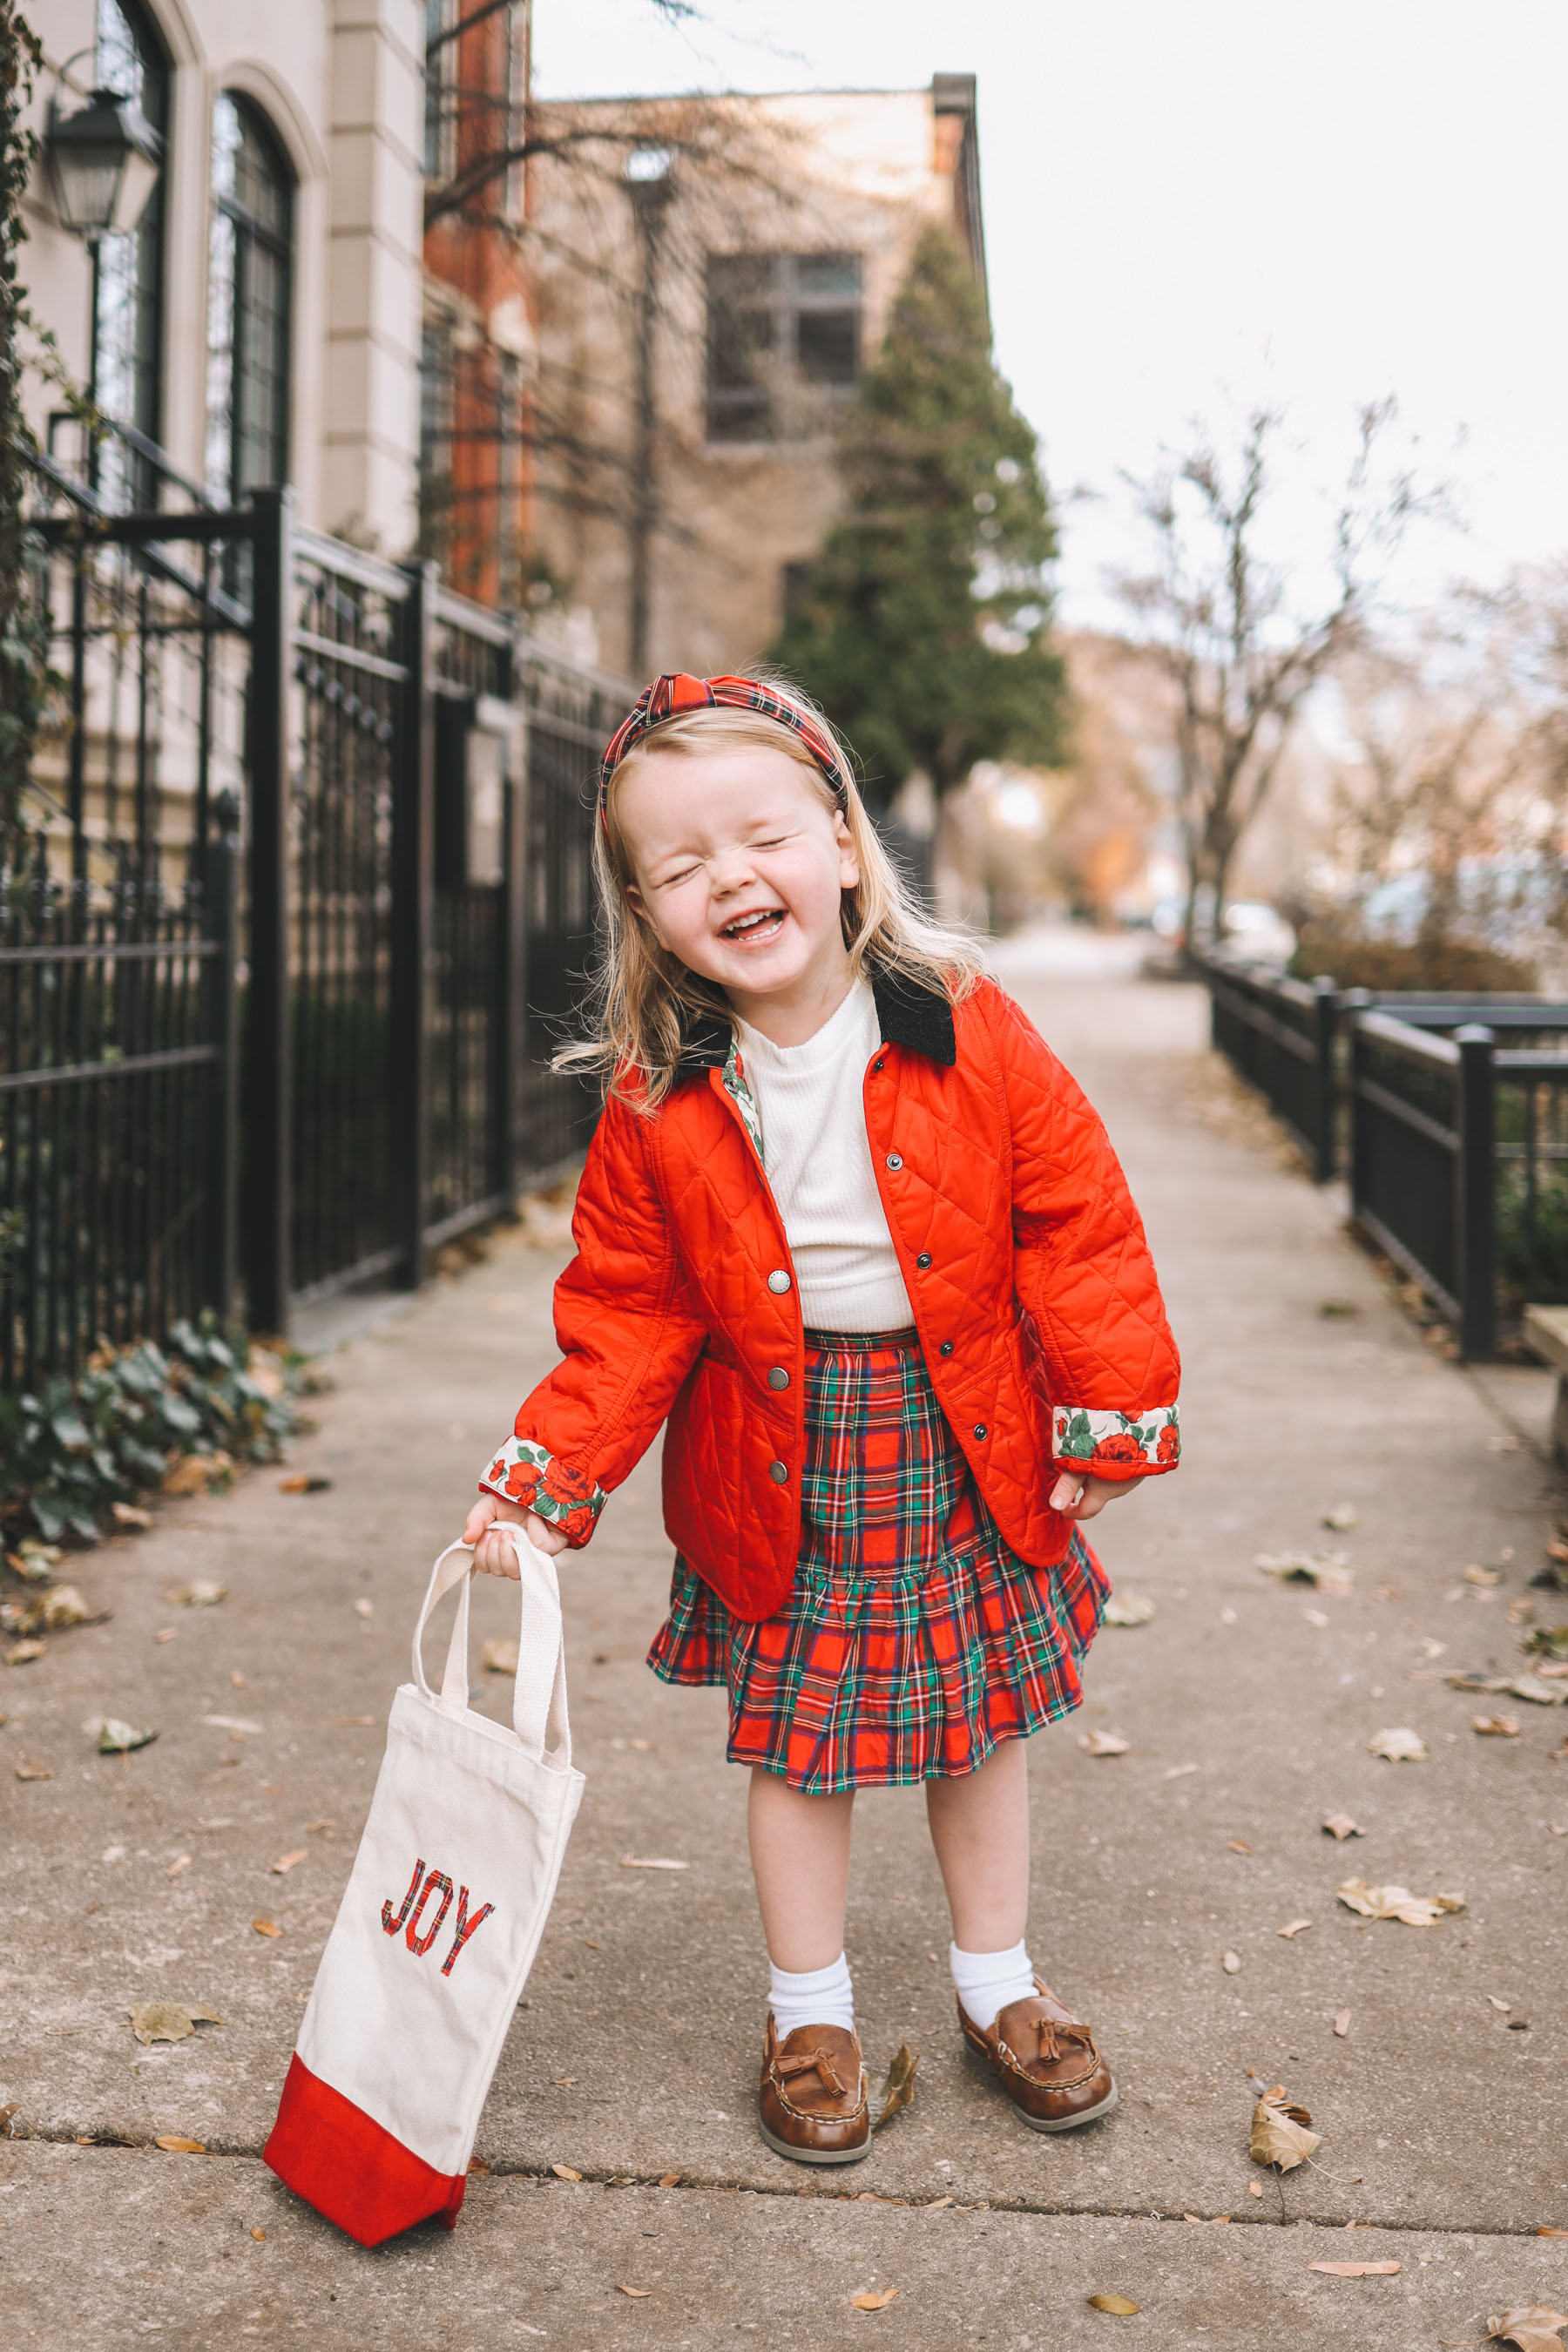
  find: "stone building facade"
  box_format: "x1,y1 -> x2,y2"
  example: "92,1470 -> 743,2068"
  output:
523,75 -> 987,679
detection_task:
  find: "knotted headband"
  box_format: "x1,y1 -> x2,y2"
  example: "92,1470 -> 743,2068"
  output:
597,672 -> 851,833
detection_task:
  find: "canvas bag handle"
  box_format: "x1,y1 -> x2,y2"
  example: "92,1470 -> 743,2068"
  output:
411,1531 -> 571,1768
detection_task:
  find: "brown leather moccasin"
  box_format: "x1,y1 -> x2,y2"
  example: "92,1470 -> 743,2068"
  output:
957,1977 -> 1117,2132
758,2016 -> 871,2165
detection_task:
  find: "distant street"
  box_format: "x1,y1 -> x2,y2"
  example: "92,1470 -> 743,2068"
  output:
4,942 -> 1566,2350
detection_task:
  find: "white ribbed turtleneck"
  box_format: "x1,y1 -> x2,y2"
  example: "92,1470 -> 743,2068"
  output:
733,980 -> 914,1332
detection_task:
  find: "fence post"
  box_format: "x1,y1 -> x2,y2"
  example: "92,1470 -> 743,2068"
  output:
1340,990 -> 1373,1222
240,486 -> 294,1335
1310,976 -> 1338,1184
390,563 -> 437,1289
499,650 -> 527,1207
1455,1024 -> 1497,1361
201,791 -> 242,1324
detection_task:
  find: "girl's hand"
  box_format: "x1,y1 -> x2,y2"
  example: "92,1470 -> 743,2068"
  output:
1049,1466 -> 1150,1523
462,1492 -> 570,1576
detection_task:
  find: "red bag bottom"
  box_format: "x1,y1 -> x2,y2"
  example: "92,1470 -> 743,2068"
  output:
263,2051 -> 468,2247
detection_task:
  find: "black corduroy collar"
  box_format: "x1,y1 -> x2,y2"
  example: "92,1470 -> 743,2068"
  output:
674,963 -> 957,1075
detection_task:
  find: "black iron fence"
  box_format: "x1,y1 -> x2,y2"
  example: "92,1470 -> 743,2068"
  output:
3,462 -> 614,1389
1196,953 -> 1568,1357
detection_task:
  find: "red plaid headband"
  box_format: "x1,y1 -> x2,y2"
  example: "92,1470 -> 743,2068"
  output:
597,672 -> 851,832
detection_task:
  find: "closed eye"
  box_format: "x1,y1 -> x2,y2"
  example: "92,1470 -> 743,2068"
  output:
652,863 -> 701,890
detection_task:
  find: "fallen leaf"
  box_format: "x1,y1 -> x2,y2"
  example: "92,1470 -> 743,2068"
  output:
155,1628 -> 177,1644
928,2194 -> 953,2208
1086,2295 -> 1140,2315
1334,2010 -> 1351,2037
850,2290 -> 900,2312
98,1720 -> 157,1754
619,1855 -> 688,1870
616,2285 -> 653,2299
165,1580 -> 226,1607
482,1638 -> 519,1674
1487,1997 -> 1512,2012
4,1585 -> 95,1635
1336,1879 -> 1464,1927
1248,2180 -> 1264,2198
9,1542 -> 61,1578
1524,1626 -> 1568,1659
1222,1950 -> 1242,1973
271,1849 -> 308,1874
1104,1594 -> 1155,1626
1227,1838 -> 1252,1855
875,2044 -> 917,2131
1184,2213 -> 1231,2225
153,2135 -> 207,2154
658,2172 -> 683,2187
1368,1727 -> 1427,1761
1078,1729 -> 1131,1756
1277,1918 -> 1313,1938
1322,1813 -> 1363,1841
1322,1503 -> 1360,1531
1163,1762 -> 1199,1780
130,2002 -> 222,2046
1304,1606 -> 1329,1627
1257,1551 -> 1354,1590
14,1757 -> 51,1781
252,1919 -> 281,1937
202,1714 -> 262,1736
1421,1638 -> 1449,1659
4,1639 -> 44,1666
1464,1565 -> 1503,1587
1487,2309 -> 1568,2352
1247,2071 -> 1321,2171
1309,2261 -> 1402,2276
1473,1715 -> 1522,1738
353,1598 -> 373,1619
1536,2228 -> 1568,2239
250,2226 -> 265,2241
112,1503 -> 152,1530
1220,1607 -> 1237,1625
279,1474 -> 331,1494
166,1854 -> 193,1879
551,2162 -> 582,2180
162,1452 -> 231,1496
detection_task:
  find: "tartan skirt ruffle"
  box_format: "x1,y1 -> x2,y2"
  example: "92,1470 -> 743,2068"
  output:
646,1327 -> 1109,1794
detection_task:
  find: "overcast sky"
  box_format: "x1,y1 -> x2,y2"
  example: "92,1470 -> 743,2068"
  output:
532,1 -> 1568,631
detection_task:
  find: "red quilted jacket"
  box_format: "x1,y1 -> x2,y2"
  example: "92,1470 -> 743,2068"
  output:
481,969 -> 1180,1620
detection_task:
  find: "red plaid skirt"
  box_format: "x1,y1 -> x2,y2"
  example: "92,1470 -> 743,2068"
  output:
647,1328 -> 1109,1794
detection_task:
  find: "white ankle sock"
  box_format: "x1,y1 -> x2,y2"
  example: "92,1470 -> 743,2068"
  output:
768,1951 -> 855,2038
950,1937 -> 1037,2032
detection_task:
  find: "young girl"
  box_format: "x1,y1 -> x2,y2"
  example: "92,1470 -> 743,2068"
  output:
463,672 -> 1180,2165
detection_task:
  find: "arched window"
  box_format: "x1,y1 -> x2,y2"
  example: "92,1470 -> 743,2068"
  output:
91,0 -> 168,505
205,94 -> 293,503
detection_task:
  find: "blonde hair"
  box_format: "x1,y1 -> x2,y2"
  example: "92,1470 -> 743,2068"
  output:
557,684 -> 982,1112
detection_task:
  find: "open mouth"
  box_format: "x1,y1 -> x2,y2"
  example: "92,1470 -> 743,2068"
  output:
721,908 -> 786,944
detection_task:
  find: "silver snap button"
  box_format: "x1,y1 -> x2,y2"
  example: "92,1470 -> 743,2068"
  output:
767,1366 -> 790,1390
973,1423 -> 988,1441
769,1459 -> 788,1484
767,1269 -> 792,1294
885,1152 -> 902,1171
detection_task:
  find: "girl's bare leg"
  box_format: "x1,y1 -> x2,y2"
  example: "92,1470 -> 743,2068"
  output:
924,1736 -> 1031,1951
748,1767 -> 855,1971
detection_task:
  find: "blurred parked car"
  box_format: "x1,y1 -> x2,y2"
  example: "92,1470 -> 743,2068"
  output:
1220,900 -> 1296,965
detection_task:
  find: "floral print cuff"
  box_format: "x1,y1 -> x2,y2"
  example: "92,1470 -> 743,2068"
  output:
1052,1403 -> 1179,1477
479,1436 -> 607,1548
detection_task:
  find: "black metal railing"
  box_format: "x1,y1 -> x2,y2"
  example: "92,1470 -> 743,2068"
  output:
5,457 -> 623,1386
1196,953 -> 1568,1357
1201,957 -> 1338,1181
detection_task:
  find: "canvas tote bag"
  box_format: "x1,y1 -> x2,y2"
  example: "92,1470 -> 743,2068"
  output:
264,1525 -> 584,2245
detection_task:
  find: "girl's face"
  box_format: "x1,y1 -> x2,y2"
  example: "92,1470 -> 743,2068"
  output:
618,746 -> 860,1019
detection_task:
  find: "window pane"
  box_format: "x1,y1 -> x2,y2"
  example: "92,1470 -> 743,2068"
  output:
794,253 -> 860,302
796,307 -> 858,384
207,93 -> 292,502
91,0 -> 167,499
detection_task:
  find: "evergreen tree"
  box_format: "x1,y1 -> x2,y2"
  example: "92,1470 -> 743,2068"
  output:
772,226 -> 1064,801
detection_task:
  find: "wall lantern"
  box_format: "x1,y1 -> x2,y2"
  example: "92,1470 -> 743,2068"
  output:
44,77 -> 164,245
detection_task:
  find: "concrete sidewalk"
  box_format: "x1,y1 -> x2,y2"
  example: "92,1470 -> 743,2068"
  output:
4,961 -> 1567,2349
